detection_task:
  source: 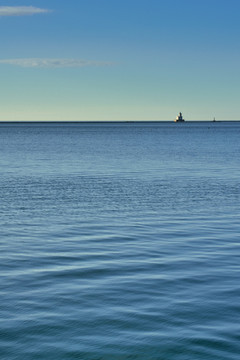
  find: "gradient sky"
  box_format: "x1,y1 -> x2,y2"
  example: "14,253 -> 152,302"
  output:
0,0 -> 239,121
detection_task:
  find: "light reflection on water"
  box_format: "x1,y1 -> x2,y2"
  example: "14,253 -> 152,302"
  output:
0,122 -> 240,359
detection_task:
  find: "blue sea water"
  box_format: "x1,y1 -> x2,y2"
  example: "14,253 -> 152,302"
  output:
0,121 -> 240,360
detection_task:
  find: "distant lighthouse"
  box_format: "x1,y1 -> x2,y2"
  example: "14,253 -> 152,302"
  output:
174,112 -> 185,122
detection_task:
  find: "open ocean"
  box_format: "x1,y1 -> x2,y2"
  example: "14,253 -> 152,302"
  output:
1,121 -> 240,360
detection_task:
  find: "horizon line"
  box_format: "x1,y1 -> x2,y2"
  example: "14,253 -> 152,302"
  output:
0,120 -> 239,123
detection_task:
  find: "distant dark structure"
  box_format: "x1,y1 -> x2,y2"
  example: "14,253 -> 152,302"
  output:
174,112 -> 185,122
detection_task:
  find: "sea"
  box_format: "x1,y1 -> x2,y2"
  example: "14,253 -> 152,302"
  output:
0,121 -> 240,360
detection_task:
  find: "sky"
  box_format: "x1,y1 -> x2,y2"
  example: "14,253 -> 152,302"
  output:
0,0 -> 239,121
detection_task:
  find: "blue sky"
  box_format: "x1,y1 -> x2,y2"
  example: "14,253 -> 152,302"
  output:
0,0 -> 239,121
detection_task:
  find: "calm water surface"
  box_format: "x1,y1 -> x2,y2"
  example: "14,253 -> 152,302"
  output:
1,122 -> 240,359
